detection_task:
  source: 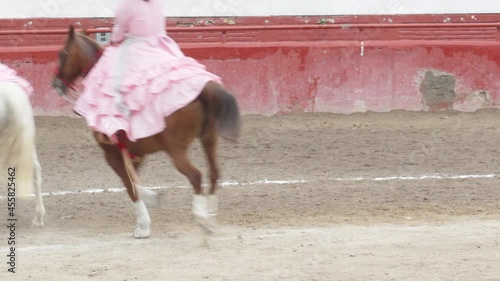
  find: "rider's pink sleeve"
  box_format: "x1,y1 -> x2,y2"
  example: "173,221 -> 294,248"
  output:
110,0 -> 131,43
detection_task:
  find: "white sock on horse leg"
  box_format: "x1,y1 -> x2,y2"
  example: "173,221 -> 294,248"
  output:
194,194 -> 218,234
192,194 -> 208,219
207,195 -> 218,216
136,184 -> 162,207
133,200 -> 151,238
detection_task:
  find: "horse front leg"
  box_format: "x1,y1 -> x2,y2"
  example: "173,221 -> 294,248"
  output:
100,143 -> 151,238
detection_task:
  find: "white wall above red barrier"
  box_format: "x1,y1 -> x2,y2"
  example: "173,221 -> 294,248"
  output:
1,0 -> 500,19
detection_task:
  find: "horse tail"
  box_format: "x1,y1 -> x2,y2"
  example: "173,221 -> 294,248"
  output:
16,123 -> 35,198
200,81 -> 241,141
0,82 -> 35,198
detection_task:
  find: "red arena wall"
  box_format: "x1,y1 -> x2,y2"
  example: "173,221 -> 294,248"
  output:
1,15 -> 500,116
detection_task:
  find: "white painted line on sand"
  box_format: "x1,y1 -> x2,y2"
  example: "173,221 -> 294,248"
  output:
17,245 -> 64,252
331,174 -> 497,182
0,244 -> 64,254
0,173 -> 496,200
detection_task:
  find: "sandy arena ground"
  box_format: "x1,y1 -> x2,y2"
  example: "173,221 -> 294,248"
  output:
1,110 -> 500,281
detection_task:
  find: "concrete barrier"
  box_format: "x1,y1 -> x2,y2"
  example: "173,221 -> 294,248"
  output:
1,15 -> 500,116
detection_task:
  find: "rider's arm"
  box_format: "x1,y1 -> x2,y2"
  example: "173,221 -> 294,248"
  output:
110,0 -> 130,44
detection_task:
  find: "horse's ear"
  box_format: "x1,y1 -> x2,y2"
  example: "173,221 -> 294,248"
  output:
68,25 -> 75,38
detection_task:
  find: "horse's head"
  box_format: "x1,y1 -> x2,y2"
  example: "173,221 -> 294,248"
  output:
51,25 -> 103,99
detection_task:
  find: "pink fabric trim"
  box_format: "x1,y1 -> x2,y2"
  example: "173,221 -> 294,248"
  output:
74,35 -> 221,142
0,63 -> 34,97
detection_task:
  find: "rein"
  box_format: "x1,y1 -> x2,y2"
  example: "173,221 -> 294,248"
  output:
97,131 -> 140,198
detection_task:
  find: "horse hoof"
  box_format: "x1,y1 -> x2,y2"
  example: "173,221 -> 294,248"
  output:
134,227 -> 150,239
31,216 -> 43,228
196,217 -> 218,234
31,217 -> 44,228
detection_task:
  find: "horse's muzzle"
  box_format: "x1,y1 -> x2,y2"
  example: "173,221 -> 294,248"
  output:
51,78 -> 68,97
51,78 -> 80,104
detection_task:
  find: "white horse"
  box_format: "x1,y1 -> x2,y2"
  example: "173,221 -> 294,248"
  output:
0,81 -> 45,227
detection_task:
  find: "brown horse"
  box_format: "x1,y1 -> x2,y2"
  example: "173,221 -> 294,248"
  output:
51,26 -> 240,238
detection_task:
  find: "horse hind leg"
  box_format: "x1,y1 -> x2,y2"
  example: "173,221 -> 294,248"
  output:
167,148 -> 217,232
201,132 -> 219,217
31,149 -> 45,228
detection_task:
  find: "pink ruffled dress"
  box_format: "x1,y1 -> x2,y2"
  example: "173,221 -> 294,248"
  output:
0,63 -> 34,97
74,0 -> 221,142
